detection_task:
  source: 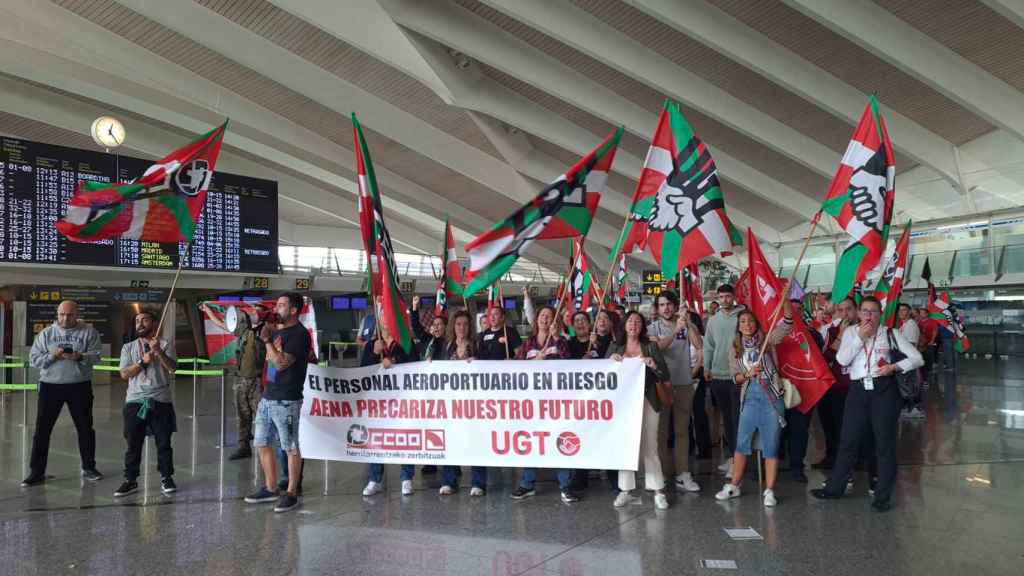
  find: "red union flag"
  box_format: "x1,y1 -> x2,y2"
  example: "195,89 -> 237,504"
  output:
744,228 -> 834,413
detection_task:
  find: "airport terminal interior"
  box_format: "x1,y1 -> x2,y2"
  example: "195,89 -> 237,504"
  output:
1,1 -> 1024,575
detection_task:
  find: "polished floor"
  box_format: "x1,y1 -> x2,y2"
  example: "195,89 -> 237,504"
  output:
1,358 -> 1022,576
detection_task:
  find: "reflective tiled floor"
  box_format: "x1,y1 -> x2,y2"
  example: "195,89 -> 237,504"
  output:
1,358 -> 1022,575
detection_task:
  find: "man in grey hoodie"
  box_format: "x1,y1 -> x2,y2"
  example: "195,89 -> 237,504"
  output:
703,284 -> 746,479
23,300 -> 103,486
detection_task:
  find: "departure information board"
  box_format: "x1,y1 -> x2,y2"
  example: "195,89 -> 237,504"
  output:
0,136 -> 278,273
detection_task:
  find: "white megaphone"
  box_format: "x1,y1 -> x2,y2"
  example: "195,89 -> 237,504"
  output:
224,305 -> 239,333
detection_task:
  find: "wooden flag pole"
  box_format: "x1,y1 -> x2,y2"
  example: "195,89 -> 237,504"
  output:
756,212 -> 822,360
543,246 -> 585,352
154,243 -> 189,338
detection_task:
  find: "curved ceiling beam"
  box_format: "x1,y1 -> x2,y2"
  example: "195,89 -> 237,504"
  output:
782,0 -> 1024,148
622,0 -> 962,192
0,0 -> 568,269
380,0 -> 798,240
480,0 -> 837,181
111,0 -> 624,256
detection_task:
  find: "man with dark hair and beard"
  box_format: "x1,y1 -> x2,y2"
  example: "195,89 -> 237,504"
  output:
116,310 -> 178,497
245,293 -> 314,513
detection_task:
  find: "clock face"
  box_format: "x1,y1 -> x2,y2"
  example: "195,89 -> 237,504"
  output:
91,116 -> 125,148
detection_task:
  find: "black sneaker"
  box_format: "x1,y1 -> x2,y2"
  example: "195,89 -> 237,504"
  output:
114,480 -> 138,497
274,492 -> 299,513
809,488 -> 840,500
228,447 -> 252,461
161,477 -> 177,494
21,474 -> 45,487
81,469 -> 104,482
509,486 -> 536,500
244,487 -> 278,504
560,490 -> 581,504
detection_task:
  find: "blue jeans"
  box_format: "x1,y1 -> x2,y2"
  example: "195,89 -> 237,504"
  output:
253,399 -> 301,452
368,463 -> 414,483
736,381 -> 784,459
520,468 -> 571,490
442,466 -> 488,489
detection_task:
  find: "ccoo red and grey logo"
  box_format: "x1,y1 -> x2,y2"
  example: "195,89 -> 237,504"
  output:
347,425 -> 446,451
556,432 -> 581,456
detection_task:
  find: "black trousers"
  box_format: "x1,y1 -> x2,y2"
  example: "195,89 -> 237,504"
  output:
783,407 -> 811,472
816,384 -> 849,464
825,378 -> 902,504
29,382 -> 96,475
123,401 -> 177,480
709,379 -> 739,455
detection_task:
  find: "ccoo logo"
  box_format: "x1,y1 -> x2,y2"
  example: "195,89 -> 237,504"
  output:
556,432 -> 581,456
347,424 -> 368,447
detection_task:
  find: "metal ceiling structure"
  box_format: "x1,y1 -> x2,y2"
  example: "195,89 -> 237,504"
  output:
1,0 -> 1023,275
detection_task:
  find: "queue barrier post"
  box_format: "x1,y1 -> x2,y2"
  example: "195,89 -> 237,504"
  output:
0,359 -> 26,410
173,368 -> 226,457
2,380 -> 38,481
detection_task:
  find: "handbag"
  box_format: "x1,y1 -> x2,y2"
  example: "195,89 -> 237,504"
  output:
887,330 -> 919,400
781,377 -> 802,409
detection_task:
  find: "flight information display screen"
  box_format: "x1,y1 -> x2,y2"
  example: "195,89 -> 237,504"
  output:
0,136 -> 278,273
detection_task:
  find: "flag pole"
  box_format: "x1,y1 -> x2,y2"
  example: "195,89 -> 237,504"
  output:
756,212 -> 822,360
155,242 -> 189,338
544,245 -> 585,352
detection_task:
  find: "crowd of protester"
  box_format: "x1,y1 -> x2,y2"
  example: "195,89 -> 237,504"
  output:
24,283 -> 969,514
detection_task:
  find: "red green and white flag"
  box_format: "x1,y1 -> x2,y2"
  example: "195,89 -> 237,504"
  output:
435,218 -> 463,317
566,237 -> 595,314
57,121 -> 227,243
487,284 -> 502,310
463,127 -> 623,297
611,253 -> 629,306
200,298 -> 317,366
823,96 -> 896,304
928,290 -> 970,352
873,223 -> 911,328
353,113 -> 413,353
681,262 -> 704,316
635,100 -> 742,278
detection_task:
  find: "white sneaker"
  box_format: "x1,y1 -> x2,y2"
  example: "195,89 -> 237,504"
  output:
654,491 -> 670,510
675,472 -> 701,493
439,485 -> 454,496
401,480 -> 414,495
715,483 -> 741,501
613,490 -> 639,508
362,481 -> 382,496
724,467 -> 733,480
469,486 -> 485,497
718,458 -> 733,473
763,489 -> 777,507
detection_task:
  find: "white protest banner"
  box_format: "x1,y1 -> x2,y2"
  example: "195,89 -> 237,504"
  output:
298,358 -> 645,470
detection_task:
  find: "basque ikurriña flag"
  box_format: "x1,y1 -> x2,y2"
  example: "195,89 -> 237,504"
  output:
823,96 -> 896,304
625,100 -> 742,278
353,113 -> 413,353
463,127 -> 623,297
435,218 -> 463,317
57,121 -> 227,243
873,224 -> 911,328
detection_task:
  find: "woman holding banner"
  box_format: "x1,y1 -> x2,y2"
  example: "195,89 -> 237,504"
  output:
362,321 -> 422,497
510,306 -> 578,503
439,310 -> 488,497
608,310 -> 672,510
714,307 -> 793,507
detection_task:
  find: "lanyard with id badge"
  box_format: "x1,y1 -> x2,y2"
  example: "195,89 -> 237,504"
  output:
862,332 -> 880,390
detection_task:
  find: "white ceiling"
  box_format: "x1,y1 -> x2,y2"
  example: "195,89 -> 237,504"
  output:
1,0 -> 1023,275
